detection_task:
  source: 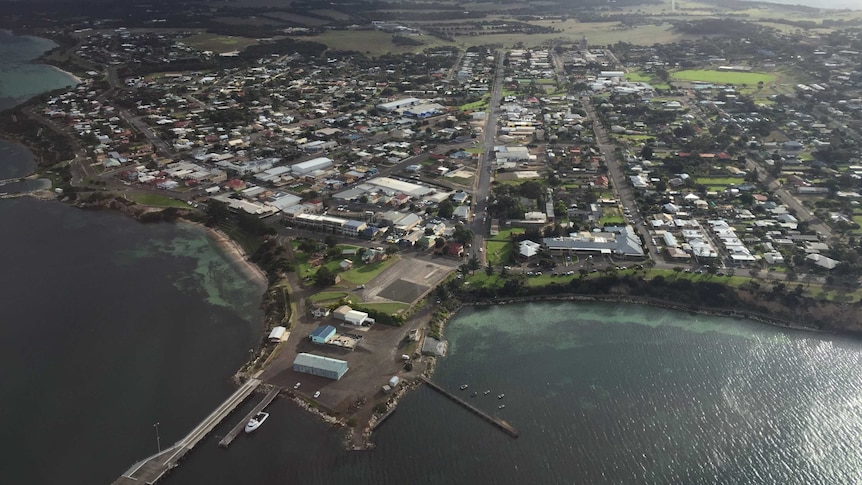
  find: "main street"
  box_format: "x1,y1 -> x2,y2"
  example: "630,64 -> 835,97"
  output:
744,157 -> 835,241
581,97 -> 661,263
468,50 -> 505,264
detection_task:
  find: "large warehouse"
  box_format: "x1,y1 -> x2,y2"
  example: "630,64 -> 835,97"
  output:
293,353 -> 349,380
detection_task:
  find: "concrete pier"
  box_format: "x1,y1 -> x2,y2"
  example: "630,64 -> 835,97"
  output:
112,378 -> 261,484
419,376 -> 519,438
219,386 -> 281,448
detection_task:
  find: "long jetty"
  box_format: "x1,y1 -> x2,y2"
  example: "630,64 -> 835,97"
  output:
219,386 -> 281,448
419,376 -> 519,438
112,378 -> 261,485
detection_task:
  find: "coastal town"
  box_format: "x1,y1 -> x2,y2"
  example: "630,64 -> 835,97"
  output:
2,0 -> 862,481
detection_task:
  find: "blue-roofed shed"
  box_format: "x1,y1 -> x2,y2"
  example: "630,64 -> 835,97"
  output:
310,325 -> 336,344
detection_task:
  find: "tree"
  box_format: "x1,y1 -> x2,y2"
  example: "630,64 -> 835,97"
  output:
452,224 -> 474,245
324,235 -> 338,248
437,199 -> 454,219
434,237 -> 446,250
298,238 -> 320,253
205,200 -> 231,226
314,267 -> 336,287
467,255 -> 480,275
485,263 -> 494,276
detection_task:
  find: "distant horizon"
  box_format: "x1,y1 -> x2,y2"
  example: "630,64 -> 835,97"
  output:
734,0 -> 860,10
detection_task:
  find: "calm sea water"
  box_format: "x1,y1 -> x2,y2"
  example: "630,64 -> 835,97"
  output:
0,29 -> 77,111
0,198 -> 265,485
167,302 -> 862,485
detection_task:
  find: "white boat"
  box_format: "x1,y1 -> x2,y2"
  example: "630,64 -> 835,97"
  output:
244,412 -> 269,433
313,391 -> 321,398
497,394 -> 505,399
498,404 -> 506,410
460,384 -> 469,390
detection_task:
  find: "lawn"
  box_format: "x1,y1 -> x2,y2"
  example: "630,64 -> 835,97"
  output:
486,240 -> 513,265
486,227 -> 524,265
671,70 -> 777,86
358,302 -> 410,315
127,192 -> 189,208
695,177 -> 745,187
625,71 -> 653,83
308,291 -> 349,304
461,96 -> 490,111
339,257 -> 398,285
599,214 -> 625,225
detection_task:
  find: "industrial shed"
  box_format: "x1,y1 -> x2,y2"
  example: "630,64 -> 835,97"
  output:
293,353 -> 349,380
309,325 -> 336,343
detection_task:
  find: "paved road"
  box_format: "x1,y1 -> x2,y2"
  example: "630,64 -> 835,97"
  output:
469,50 -> 505,263
581,97 -> 660,261
744,157 -> 835,241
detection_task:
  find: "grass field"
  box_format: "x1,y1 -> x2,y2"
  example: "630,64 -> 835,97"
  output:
625,71 -> 653,83
339,257 -> 398,285
127,193 -> 189,208
671,70 -> 776,86
460,96 -> 490,111
181,33 -> 258,53
308,291 -> 349,304
599,214 -> 625,225
358,302 -> 410,315
695,177 -> 745,187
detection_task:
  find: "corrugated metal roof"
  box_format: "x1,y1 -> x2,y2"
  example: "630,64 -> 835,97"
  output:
293,353 -> 348,373
309,325 -> 336,339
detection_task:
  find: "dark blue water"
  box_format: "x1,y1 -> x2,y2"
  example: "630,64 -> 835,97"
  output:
0,198 -> 265,485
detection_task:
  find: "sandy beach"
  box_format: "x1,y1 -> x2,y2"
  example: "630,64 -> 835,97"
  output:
47,65 -> 82,85
206,226 -> 268,287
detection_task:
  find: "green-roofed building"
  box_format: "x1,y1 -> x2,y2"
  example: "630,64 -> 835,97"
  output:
293,353 -> 349,380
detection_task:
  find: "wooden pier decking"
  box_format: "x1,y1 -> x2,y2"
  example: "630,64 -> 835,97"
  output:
112,378 -> 261,485
419,376 -> 519,438
218,386 -> 281,448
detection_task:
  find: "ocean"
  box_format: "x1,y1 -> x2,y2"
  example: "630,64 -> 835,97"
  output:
167,302 -> 862,485
0,30 -> 78,112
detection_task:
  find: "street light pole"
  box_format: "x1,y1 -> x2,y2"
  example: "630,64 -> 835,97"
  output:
154,422 -> 161,453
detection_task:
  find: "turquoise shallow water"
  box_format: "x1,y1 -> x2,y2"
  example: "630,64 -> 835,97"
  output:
0,29 -> 77,111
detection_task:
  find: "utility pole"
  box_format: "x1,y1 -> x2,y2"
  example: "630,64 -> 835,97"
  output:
154,422 -> 161,453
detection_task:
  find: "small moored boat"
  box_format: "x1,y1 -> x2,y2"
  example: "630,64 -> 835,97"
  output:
497,394 -> 505,399
498,404 -> 506,410
460,384 -> 469,390
244,412 -> 269,433
484,390 -> 490,395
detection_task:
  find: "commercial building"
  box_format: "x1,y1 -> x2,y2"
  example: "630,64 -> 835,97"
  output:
377,97 -> 421,112
291,157 -> 334,175
542,225 -> 645,257
293,353 -> 349,380
333,305 -> 372,326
